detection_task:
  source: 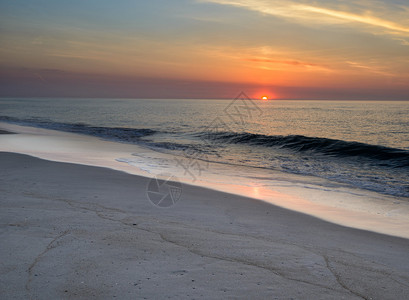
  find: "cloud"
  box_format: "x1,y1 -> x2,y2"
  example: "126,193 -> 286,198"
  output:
393,38 -> 409,46
346,61 -> 394,76
199,0 -> 409,36
245,57 -> 322,68
296,5 -> 409,34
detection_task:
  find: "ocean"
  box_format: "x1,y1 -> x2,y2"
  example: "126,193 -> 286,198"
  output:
1,97 -> 408,200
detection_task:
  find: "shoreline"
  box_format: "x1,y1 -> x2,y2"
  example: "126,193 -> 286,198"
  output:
1,151 -> 409,298
1,121 -> 409,239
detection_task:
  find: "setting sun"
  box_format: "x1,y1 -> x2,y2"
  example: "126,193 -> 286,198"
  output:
262,96 -> 268,100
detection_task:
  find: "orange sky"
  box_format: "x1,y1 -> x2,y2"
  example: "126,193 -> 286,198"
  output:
1,0 -> 409,99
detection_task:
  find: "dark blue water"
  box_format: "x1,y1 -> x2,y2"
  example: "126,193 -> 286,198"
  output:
1,98 -> 408,197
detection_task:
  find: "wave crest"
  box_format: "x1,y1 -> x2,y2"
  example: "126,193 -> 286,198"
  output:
199,131 -> 409,168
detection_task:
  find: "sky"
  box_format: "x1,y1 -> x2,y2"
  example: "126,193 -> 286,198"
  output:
1,0 -> 409,100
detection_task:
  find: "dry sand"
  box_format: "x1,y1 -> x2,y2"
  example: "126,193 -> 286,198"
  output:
1,152 -> 409,299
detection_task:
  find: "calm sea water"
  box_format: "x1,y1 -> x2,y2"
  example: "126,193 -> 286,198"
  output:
1,97 -> 408,198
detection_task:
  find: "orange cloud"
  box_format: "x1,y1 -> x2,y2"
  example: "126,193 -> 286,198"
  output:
245,58 -> 323,68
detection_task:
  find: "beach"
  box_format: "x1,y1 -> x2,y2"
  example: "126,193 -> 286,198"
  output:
1,116 -> 409,299
2,0 -> 409,298
1,150 -> 409,299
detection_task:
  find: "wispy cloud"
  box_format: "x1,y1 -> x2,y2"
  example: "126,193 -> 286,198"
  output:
245,57 -> 322,68
393,38 -> 409,46
297,5 -> 409,34
199,0 -> 409,36
346,61 -> 394,76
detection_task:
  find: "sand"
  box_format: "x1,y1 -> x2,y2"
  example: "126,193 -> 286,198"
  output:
1,152 -> 409,299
